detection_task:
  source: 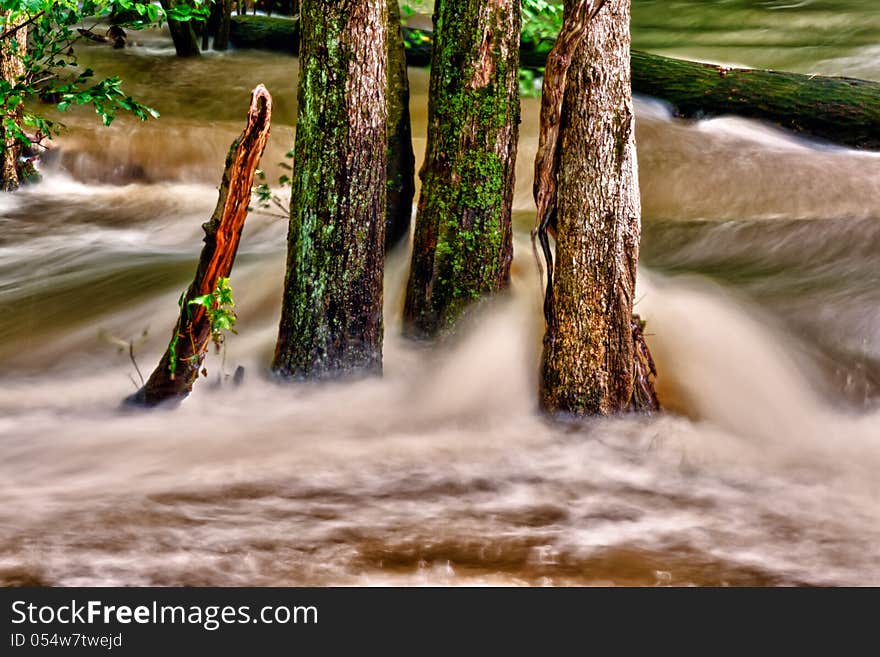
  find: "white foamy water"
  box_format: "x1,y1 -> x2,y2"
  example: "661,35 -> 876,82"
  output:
1,19 -> 878,586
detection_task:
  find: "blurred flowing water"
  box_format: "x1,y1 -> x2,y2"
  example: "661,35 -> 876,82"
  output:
0,6 -> 878,586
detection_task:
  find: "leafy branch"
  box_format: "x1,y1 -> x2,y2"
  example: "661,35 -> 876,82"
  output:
0,1 -> 209,183
188,276 -> 238,354
253,148 -> 294,219
168,277 -> 238,380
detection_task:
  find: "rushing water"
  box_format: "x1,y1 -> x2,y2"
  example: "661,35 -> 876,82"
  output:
1,6 -> 879,586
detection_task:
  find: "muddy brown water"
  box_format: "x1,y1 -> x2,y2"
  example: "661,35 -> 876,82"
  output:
0,6 -> 879,585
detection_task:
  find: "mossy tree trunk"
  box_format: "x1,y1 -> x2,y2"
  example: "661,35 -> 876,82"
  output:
1,12 -> 26,192
629,51 -> 880,152
403,0 -> 521,338
539,0 -> 653,416
272,0 -> 388,380
385,0 -> 415,251
160,0 -> 201,57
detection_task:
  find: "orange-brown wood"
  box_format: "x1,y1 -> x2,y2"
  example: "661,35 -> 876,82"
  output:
126,85 -> 272,408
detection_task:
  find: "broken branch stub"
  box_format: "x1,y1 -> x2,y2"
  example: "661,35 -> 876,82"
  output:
125,84 -> 272,408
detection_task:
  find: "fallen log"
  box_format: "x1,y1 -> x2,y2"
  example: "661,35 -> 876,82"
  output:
125,84 -> 272,408
227,15 -> 880,151
229,15 -> 300,53
228,15 -> 430,62
630,51 -> 880,152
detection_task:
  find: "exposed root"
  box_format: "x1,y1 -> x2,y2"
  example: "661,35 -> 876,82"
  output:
629,314 -> 660,413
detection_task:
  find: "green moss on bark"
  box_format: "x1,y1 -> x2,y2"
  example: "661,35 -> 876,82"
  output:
403,0 -> 521,337
272,0 -> 388,380
229,15 -> 300,52
630,51 -> 880,151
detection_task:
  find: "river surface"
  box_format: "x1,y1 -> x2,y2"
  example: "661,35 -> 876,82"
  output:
0,3 -> 878,586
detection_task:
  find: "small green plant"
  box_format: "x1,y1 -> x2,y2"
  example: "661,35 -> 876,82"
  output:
521,0 -> 563,91
253,148 -> 294,218
167,277 -> 237,380
522,0 -> 564,45
189,277 -> 237,351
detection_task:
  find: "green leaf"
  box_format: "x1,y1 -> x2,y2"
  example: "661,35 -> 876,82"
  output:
188,294 -> 214,308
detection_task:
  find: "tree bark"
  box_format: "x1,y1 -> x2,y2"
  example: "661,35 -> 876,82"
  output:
213,0 -> 233,51
385,0 -> 415,251
160,0 -> 201,57
229,15 -> 300,52
629,51 -> 880,152
126,85 -> 272,407
1,12 -> 26,192
202,2 -> 214,50
271,0 -> 388,380
539,0 -> 654,416
403,0 -> 520,338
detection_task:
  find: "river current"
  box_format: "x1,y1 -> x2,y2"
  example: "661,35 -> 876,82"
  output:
0,3 -> 878,585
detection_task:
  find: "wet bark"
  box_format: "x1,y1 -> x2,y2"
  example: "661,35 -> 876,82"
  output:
1,12 -> 26,192
213,0 -> 233,51
539,0 -> 656,416
403,0 -> 520,338
126,86 -> 272,407
629,51 -> 880,152
203,0 -> 220,50
160,0 -> 201,57
229,15 -> 300,52
385,0 -> 415,251
272,0 -> 388,380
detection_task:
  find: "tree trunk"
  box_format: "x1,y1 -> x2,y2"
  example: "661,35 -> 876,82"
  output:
213,0 -> 233,51
203,0 -> 221,50
385,0 -> 415,251
1,12 -> 27,192
160,0 -> 201,57
539,0 -> 654,416
272,0 -> 388,380
126,86 -> 272,407
402,0 -> 520,338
